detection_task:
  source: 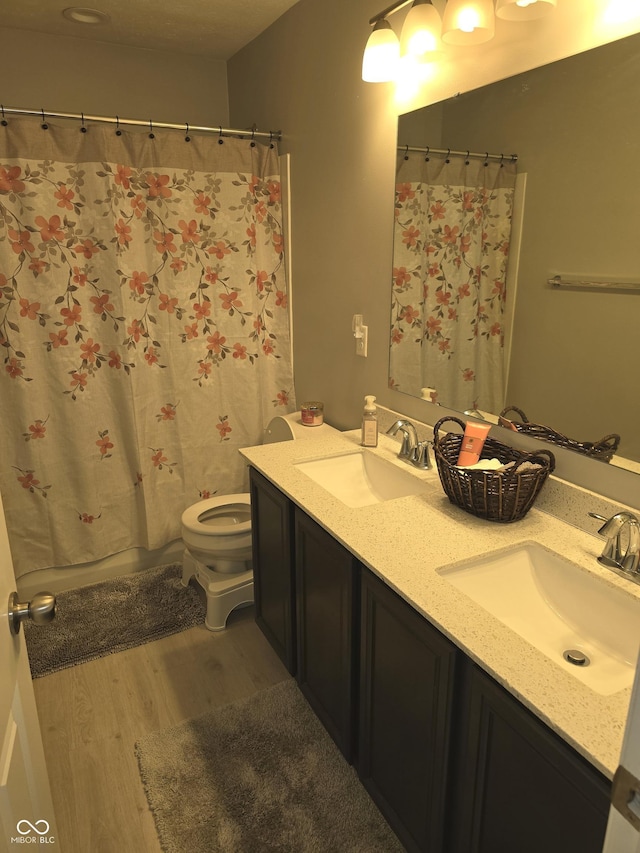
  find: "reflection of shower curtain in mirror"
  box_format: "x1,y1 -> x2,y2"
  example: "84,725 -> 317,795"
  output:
390,152 -> 516,413
0,118 -> 295,573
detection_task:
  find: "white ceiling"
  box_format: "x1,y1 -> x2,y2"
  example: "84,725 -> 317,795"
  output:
0,0 -> 302,59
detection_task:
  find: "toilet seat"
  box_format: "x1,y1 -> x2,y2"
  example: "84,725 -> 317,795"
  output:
181,494 -> 254,630
181,494 -> 251,537
181,493 -> 253,575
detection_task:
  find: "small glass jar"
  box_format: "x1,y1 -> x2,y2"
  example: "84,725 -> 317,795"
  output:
300,401 -> 324,426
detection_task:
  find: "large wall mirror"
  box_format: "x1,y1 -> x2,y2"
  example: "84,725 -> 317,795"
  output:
390,32 -> 640,472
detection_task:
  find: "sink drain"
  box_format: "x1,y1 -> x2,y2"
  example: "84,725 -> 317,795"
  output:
563,649 -> 590,667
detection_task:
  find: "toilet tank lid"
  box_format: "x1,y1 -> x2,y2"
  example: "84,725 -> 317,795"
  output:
263,413 -> 339,444
264,415 -> 296,443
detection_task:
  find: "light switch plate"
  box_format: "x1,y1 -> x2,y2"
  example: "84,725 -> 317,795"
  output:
356,324 -> 368,357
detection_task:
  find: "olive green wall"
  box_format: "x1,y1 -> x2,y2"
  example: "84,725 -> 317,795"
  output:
231,0 -> 398,431
0,26 -> 229,126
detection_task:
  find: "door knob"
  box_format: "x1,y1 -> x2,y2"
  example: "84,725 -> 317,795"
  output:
8,591 -> 56,635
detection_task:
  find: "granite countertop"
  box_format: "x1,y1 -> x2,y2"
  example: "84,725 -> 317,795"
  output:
240,428 -> 639,779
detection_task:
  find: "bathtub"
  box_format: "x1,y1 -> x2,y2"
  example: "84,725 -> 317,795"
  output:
16,539 -> 184,599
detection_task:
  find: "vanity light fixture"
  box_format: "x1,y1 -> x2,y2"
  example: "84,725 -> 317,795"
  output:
400,0 -> 443,59
441,0 -> 495,44
495,0 -> 557,20
362,0 -> 559,83
362,18 -> 401,82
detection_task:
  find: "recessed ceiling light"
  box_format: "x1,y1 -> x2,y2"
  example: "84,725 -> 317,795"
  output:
62,7 -> 110,25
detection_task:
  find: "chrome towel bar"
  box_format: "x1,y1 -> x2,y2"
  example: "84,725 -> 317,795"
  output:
548,274 -> 640,292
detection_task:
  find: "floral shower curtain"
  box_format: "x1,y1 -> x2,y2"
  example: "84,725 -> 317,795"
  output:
390,151 -> 516,413
0,117 -> 295,574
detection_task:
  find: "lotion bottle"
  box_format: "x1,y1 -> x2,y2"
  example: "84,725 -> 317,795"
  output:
457,420 -> 492,466
361,395 -> 378,447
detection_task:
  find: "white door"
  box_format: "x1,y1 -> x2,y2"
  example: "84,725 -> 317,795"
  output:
0,490 -> 57,852
603,648 -> 640,852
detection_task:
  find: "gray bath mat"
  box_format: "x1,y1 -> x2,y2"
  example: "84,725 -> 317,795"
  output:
24,563 -> 205,678
135,679 -> 403,853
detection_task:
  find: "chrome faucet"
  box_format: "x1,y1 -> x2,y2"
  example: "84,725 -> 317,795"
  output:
386,419 -> 432,470
589,511 -> 640,578
386,419 -> 417,459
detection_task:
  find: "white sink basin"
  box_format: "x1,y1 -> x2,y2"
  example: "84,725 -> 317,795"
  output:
439,542 -> 640,695
294,450 -> 431,508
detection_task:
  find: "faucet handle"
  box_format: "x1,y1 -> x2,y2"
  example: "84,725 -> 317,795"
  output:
588,512 -> 607,524
410,440 -> 432,470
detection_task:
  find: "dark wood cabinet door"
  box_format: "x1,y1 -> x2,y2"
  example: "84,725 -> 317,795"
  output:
359,568 -> 458,853
294,508 -> 359,761
249,468 -> 296,674
450,661 -> 612,853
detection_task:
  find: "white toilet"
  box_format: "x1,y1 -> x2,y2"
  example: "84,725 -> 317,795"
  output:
181,413 -> 338,631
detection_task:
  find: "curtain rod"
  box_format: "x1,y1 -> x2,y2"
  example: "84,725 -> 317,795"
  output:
399,144 -> 518,163
0,106 -> 282,142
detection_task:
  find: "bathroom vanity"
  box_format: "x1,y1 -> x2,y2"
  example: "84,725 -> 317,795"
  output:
242,429 -> 637,853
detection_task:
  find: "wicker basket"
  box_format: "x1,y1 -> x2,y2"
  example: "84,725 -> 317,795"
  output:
499,406 -> 620,463
433,416 -> 555,523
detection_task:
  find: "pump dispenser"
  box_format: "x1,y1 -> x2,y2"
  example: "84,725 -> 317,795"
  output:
361,395 -> 378,447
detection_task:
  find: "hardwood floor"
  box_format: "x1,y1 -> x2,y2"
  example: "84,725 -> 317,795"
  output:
32,604 -> 290,853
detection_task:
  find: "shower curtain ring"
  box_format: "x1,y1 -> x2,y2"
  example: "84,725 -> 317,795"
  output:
404,144 -> 409,161
269,131 -> 274,149
1,104 -> 6,127
80,112 -> 87,133
445,148 -> 451,163
500,153 -> 504,168
218,126 -> 224,145
41,109 -> 48,130
484,152 -> 489,166
465,150 -> 470,164
115,116 -> 121,136
250,127 -> 256,148
425,146 -> 430,162
185,122 -> 191,142
148,119 -> 155,139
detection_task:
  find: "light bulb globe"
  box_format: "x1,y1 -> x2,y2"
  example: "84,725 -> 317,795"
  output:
442,0 -> 495,45
400,1 -> 442,59
495,0 -> 557,21
362,19 -> 400,82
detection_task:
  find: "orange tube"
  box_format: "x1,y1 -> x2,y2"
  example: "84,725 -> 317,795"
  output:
457,421 -> 492,466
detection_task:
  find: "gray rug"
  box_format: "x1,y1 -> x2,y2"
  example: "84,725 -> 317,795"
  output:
24,563 -> 205,678
135,679 -> 404,853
